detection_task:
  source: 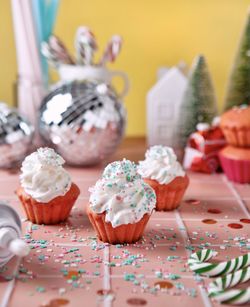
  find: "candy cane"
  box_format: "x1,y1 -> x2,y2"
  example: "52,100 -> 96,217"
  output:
41,41 -> 59,68
208,267 -> 250,305
75,26 -> 98,65
100,35 -> 122,66
48,35 -> 75,65
188,249 -> 250,277
41,37 -> 75,68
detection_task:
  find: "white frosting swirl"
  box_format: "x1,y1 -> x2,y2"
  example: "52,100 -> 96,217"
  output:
138,145 -> 185,184
20,147 -> 72,203
89,159 -> 156,227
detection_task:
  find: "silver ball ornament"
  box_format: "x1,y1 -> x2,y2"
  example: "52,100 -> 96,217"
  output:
0,103 -> 34,168
39,81 -> 126,166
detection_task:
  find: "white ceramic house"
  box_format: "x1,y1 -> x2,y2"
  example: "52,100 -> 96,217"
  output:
147,66 -> 187,150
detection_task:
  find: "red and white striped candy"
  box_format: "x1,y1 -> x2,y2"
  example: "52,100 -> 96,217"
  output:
100,35 -> 122,66
48,35 -> 75,65
75,26 -> 98,65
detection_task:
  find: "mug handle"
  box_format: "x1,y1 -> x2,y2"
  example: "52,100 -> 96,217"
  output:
109,70 -> 130,99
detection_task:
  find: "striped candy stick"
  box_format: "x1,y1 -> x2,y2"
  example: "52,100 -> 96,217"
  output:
188,249 -> 250,277
48,35 -> 75,65
208,267 -> 250,305
41,41 -> 60,68
100,35 -> 122,66
41,37 -> 75,68
74,26 -> 98,65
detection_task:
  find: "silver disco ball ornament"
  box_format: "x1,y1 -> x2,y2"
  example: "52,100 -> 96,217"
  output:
39,81 -> 126,166
0,102 -> 34,168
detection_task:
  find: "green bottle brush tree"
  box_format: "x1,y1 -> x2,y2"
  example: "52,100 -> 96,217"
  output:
224,9 -> 250,111
178,54 -> 218,148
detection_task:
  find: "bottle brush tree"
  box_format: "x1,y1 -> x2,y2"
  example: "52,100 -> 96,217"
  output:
178,54 -> 218,148
224,9 -> 250,111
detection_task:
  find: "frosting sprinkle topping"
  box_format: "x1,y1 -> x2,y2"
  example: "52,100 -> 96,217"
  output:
20,147 -> 72,203
138,145 -> 185,184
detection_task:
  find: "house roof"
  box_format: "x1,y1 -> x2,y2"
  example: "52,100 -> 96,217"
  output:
147,67 -> 187,101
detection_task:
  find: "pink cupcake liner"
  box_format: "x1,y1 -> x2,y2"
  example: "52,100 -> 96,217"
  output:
154,186 -> 188,211
219,153 -> 250,183
87,206 -> 151,244
17,183 -> 80,224
144,176 -> 189,211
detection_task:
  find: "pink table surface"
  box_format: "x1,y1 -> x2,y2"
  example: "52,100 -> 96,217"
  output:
0,138 -> 249,307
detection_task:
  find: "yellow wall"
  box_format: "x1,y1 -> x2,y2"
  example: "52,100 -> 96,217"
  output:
0,0 -> 250,136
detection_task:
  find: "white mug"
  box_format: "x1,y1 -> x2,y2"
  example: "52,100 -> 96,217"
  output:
58,64 -> 130,98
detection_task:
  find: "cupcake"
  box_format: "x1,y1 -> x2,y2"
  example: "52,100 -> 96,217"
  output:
16,148 -> 80,224
219,146 -> 250,183
220,105 -> 250,147
138,145 -> 189,211
87,159 -> 156,244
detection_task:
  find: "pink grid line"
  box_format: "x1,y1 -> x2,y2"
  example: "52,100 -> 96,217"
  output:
174,210 -> 212,307
222,175 -> 250,218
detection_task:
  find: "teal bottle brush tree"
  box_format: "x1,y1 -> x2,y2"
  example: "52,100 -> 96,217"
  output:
178,54 -> 218,148
224,9 -> 250,111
